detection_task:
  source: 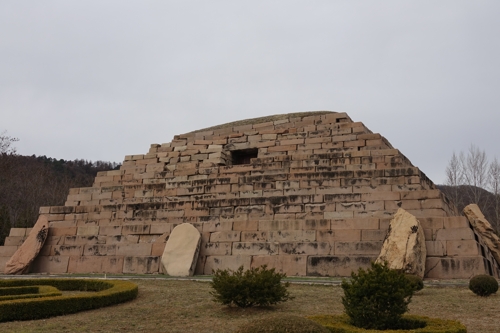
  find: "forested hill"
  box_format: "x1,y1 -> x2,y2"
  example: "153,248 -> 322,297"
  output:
438,184 -> 499,233
0,154 -> 120,245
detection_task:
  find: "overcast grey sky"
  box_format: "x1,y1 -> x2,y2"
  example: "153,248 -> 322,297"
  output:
1,1 -> 499,184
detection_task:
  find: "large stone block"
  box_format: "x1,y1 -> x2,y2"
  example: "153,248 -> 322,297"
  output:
9,228 -> 28,237
446,240 -> 480,256
376,208 -> 427,277
267,230 -> 316,242
463,204 -> 500,266
232,242 -> 279,255
0,246 -> 18,256
279,242 -> 331,255
83,244 -> 117,256
204,255 -> 252,274
307,256 -> 376,276
5,215 -> 49,275
67,256 -> 124,274
251,255 -> 307,276
50,245 -> 84,256
330,218 -> 379,230
116,243 -> 152,256
335,241 -> 383,255
161,223 -> 201,276
210,231 -> 241,242
425,257 -> 488,279
123,256 -> 160,274
317,230 -> 361,242
425,241 -> 446,256
200,242 -> 232,256
31,255 -> 70,274
435,228 -> 475,241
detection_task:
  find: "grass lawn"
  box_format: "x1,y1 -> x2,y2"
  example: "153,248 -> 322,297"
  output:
0,279 -> 498,333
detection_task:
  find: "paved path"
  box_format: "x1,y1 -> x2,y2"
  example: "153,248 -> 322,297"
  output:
0,273 -> 472,287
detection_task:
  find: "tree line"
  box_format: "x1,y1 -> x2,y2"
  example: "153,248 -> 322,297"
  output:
440,144 -> 500,233
0,131 -> 120,245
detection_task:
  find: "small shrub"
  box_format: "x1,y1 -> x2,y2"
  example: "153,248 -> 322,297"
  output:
236,314 -> 330,333
210,265 -> 292,308
405,274 -> 424,292
341,261 -> 415,330
469,274 -> 499,296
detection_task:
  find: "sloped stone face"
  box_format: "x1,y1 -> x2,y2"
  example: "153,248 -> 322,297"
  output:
5,216 -> 49,275
0,111 -> 498,278
161,223 -> 201,276
463,204 -> 500,266
376,208 -> 426,278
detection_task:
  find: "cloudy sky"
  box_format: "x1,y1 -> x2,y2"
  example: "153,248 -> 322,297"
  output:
1,1 -> 499,184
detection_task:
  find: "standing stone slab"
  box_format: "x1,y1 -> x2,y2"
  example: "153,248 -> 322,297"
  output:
161,223 -> 201,276
376,208 -> 426,278
463,204 -> 500,266
5,215 -> 49,275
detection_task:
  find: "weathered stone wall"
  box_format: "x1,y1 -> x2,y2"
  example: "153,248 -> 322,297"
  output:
1,111 -> 499,278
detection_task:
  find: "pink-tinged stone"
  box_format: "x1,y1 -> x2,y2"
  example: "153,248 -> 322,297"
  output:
161,223 -> 201,276
463,204 -> 500,266
376,208 -> 427,278
5,216 -> 49,274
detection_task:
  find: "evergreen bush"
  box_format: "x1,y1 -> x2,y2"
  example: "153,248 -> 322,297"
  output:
405,274 -> 424,292
469,274 -> 498,296
210,265 -> 292,308
341,261 -> 415,330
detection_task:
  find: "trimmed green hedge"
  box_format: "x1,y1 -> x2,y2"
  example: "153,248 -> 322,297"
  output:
0,279 -> 138,322
308,314 -> 467,333
0,285 -> 61,301
0,286 -> 39,296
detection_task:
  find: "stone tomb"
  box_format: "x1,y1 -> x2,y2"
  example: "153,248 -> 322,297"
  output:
1,111 -> 499,278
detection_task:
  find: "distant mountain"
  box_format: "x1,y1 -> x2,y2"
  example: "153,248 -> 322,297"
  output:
0,154 -> 120,245
437,184 -> 499,233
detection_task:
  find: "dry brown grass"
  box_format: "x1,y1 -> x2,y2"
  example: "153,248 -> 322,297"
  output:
0,280 -> 498,333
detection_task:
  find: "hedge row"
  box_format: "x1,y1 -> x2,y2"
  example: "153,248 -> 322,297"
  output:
0,285 -> 61,301
0,279 -> 138,322
308,314 -> 467,333
0,286 -> 39,296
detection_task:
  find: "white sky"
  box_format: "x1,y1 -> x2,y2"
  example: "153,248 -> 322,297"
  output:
1,1 -> 499,184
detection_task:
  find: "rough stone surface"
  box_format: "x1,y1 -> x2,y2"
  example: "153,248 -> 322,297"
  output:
161,223 -> 201,276
376,208 -> 427,278
463,204 -> 500,266
4,216 -> 49,274
0,111 -> 498,278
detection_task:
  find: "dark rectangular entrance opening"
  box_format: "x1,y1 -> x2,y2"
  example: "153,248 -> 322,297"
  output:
231,149 -> 258,165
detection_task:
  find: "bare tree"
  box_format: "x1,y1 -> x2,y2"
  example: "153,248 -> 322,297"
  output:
488,157 -> 500,231
445,151 -> 463,209
460,144 -> 489,205
0,131 -> 19,155
443,144 -> 500,233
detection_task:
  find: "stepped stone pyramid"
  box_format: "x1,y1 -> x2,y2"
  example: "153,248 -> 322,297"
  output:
1,111 -> 499,278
